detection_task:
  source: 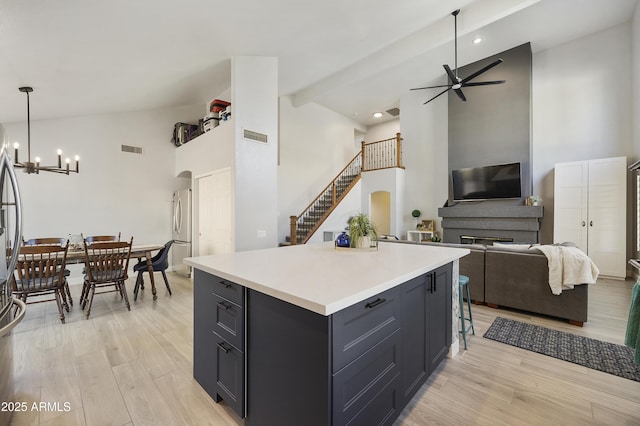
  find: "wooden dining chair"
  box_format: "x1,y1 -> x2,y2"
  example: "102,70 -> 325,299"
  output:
12,242 -> 70,323
80,237 -> 133,319
83,232 -> 121,244
22,237 -> 73,308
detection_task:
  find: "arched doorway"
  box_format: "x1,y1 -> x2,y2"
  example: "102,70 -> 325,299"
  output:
370,191 -> 391,235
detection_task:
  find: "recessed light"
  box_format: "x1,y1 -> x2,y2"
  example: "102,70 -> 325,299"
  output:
372,112 -> 383,118
472,37 -> 483,44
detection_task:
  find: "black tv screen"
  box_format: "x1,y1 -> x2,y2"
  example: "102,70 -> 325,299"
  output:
451,162 -> 522,201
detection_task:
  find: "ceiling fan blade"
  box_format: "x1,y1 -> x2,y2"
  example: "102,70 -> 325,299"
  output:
443,64 -> 458,83
463,80 -> 506,87
461,58 -> 504,84
453,88 -> 466,101
423,87 -> 451,104
410,84 -> 452,91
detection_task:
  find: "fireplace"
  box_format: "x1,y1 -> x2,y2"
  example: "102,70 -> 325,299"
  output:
460,235 -> 513,245
438,203 -> 543,244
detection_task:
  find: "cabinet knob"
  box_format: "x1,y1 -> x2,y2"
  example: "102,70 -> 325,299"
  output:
581,221 -> 586,227
590,221 -> 593,227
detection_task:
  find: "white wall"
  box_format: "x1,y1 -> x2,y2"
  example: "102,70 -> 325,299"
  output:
3,104 -> 202,246
278,96 -> 365,243
233,56 -> 279,251
532,23 -> 634,243
398,89 -> 449,238
364,119 -> 400,143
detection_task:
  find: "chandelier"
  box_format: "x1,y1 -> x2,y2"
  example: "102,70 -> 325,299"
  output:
13,87 -> 79,174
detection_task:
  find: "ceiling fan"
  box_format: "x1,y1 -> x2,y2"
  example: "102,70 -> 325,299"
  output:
411,9 -> 505,104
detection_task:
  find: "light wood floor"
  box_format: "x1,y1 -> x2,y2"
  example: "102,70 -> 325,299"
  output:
7,274 -> 640,425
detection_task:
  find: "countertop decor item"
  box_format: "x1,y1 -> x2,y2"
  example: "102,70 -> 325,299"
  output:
12,87 -> 80,175
348,213 -> 378,249
334,231 -> 350,248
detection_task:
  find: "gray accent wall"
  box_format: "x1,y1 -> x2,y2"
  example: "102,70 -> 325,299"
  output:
448,42 -> 532,203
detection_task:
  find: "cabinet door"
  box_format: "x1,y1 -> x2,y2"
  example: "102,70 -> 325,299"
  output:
587,156 -> 627,278
400,274 -> 428,404
332,329 -> 401,426
554,161 -> 588,250
428,264 -> 452,373
213,332 -> 245,417
193,271 -> 218,398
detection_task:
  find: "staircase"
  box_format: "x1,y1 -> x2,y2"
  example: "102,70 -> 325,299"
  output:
287,133 -> 403,245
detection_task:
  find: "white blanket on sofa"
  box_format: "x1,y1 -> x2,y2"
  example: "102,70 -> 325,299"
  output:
536,245 -> 599,295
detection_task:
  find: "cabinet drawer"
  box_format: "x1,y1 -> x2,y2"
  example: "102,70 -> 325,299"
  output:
332,286 -> 400,373
212,294 -> 244,351
332,329 -> 400,426
210,274 -> 244,306
213,331 -> 245,417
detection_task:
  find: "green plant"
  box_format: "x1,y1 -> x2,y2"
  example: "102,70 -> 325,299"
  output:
411,209 -> 421,218
348,213 -> 378,248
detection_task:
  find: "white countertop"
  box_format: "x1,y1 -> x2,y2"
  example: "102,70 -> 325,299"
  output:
184,241 -> 469,316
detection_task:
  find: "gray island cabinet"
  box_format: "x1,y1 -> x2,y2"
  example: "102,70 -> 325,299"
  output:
186,242 -> 468,426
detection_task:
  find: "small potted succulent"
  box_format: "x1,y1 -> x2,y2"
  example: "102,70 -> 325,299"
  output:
348,213 -> 378,249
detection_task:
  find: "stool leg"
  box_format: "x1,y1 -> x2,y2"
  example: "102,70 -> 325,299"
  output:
459,284 -> 468,350
465,282 -> 475,335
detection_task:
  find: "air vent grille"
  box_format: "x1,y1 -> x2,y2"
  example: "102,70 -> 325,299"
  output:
386,107 -> 400,117
243,129 -> 268,144
121,145 -> 143,155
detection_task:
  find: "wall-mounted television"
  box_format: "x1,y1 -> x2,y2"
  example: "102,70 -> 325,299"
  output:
451,162 -> 522,201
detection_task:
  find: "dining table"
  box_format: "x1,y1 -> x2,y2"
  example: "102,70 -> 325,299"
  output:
65,244 -> 164,301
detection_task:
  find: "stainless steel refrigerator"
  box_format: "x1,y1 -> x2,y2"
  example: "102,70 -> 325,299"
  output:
172,189 -> 192,277
0,146 -> 25,426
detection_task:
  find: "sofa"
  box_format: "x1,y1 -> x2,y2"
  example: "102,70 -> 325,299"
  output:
390,240 -> 589,325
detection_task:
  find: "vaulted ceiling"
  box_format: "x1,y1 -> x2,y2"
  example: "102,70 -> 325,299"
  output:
0,0 -> 637,127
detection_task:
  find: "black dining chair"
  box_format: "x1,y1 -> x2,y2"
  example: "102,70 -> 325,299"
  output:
133,240 -> 174,301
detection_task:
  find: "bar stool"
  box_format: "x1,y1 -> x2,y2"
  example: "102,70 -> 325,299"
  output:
459,275 -> 475,350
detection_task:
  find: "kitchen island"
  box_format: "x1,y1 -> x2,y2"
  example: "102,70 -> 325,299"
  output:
185,241 -> 469,426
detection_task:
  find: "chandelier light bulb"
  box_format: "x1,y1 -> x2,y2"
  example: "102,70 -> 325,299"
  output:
57,149 -> 62,155
35,157 -> 41,163
13,142 -> 19,149
74,155 -> 80,161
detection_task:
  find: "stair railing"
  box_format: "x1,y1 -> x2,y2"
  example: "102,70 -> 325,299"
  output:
289,133 -> 403,245
290,152 -> 362,245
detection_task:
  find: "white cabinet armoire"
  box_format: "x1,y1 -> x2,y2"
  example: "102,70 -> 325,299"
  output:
553,156 -> 627,278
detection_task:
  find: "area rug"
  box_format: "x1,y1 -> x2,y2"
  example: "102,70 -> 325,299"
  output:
483,317 -> 640,382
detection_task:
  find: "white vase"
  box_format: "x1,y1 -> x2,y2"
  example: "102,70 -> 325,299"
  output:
355,236 -> 371,249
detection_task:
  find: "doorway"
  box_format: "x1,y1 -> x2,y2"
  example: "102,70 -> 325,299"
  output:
370,191 -> 391,235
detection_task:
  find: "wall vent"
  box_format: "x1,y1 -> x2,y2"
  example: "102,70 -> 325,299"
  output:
243,129 -> 268,144
386,107 -> 400,117
121,144 -> 143,155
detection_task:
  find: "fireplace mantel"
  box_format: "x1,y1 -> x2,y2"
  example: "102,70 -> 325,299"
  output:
438,203 -> 543,244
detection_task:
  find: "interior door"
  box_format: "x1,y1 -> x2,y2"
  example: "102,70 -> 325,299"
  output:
553,161 -> 588,251
197,168 -> 232,256
587,157 -> 626,277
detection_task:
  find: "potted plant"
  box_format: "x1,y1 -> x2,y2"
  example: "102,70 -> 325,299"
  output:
412,209 -> 421,229
348,213 -> 378,249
